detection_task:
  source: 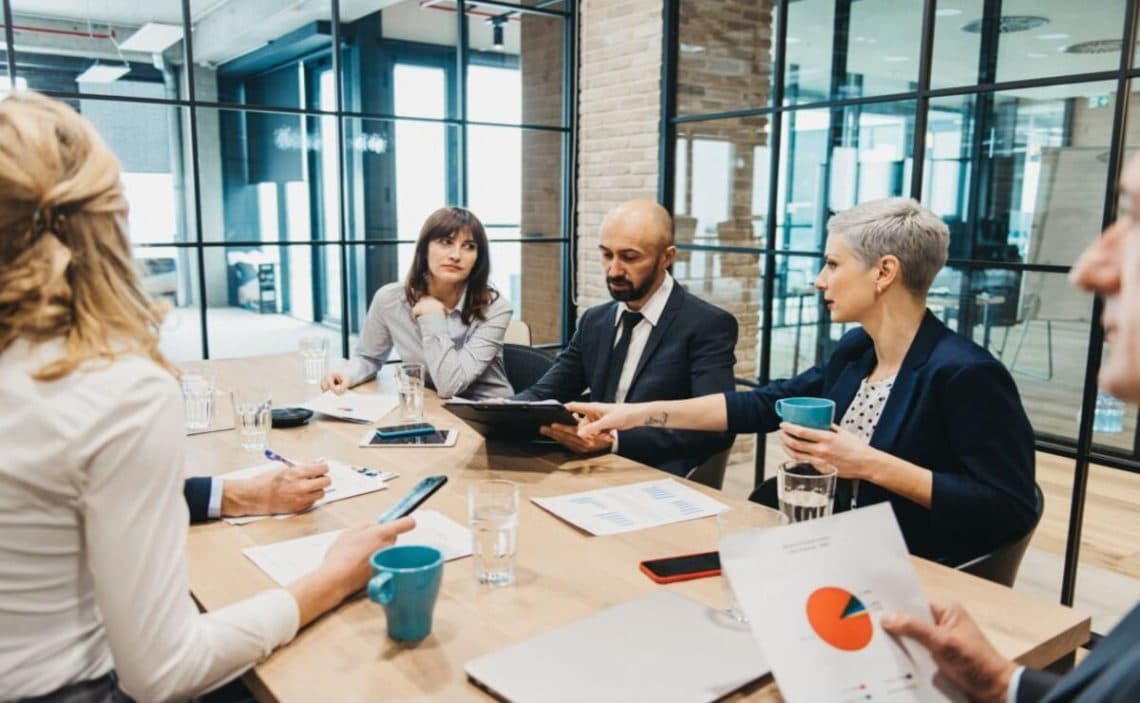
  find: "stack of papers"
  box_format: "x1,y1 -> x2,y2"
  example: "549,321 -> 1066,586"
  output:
298,390 -> 400,424
220,459 -> 397,525
242,510 -> 472,586
531,478 -> 728,536
719,503 -> 964,702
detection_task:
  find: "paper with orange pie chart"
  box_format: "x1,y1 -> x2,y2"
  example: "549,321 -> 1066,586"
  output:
719,503 -> 965,703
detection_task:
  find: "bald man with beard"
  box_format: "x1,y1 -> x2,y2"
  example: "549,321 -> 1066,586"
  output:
513,200 -> 738,477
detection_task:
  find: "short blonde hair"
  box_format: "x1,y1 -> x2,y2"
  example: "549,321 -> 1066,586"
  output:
0,92 -> 171,380
827,197 -> 949,296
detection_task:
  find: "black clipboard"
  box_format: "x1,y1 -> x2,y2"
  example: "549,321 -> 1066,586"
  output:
443,401 -> 577,440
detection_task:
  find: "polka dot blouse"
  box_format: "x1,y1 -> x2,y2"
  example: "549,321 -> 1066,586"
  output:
840,375 -> 896,443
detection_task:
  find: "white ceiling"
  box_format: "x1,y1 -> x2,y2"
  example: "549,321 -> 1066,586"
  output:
785,0 -> 1132,101
10,0 -> 520,66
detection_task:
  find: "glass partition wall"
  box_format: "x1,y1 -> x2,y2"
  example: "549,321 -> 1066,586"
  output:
1,0 -> 574,360
663,0 -> 1140,624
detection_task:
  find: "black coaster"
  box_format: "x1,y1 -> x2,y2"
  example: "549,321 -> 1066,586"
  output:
271,407 -> 313,428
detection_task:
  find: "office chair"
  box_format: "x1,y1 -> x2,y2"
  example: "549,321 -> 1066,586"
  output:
954,483 -> 1045,588
504,319 -> 532,346
686,448 -> 730,490
502,343 -> 555,394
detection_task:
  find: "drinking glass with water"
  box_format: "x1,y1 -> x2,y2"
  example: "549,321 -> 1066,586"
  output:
467,480 -> 520,586
398,363 -> 425,421
777,462 -> 837,522
232,387 -> 272,452
180,373 -> 215,432
298,336 -> 329,385
717,507 -> 788,623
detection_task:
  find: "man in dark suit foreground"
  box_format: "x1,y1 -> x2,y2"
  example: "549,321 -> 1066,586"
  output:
513,199 -> 738,477
881,151 -> 1140,703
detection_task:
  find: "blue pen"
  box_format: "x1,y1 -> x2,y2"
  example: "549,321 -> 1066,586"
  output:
264,448 -> 297,466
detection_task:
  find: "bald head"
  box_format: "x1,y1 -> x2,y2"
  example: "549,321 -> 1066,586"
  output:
600,199 -> 674,250
598,200 -> 677,308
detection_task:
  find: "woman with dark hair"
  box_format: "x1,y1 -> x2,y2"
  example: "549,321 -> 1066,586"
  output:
322,206 -> 513,399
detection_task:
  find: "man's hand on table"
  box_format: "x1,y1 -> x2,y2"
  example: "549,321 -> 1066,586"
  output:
540,422 -> 614,454
222,462 -> 332,517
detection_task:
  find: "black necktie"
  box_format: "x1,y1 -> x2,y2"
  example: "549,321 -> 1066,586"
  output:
600,311 -> 644,402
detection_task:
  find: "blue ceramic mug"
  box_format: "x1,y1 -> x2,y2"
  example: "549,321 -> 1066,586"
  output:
774,397 -> 836,429
368,544 -> 444,642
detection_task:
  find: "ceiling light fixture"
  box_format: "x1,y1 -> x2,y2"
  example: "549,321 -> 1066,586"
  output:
936,8 -> 963,17
120,22 -> 183,53
1036,33 -> 1070,40
490,16 -> 507,51
961,16 -> 1049,34
76,63 -> 131,83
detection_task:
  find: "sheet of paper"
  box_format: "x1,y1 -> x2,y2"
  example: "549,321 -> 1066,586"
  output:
242,510 -> 472,586
298,390 -> 400,424
719,503 -> 965,703
531,478 -> 728,536
221,459 -> 396,525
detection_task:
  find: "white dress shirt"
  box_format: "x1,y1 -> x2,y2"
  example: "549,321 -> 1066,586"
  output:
606,275 -> 674,453
611,273 -> 674,403
0,338 -> 298,701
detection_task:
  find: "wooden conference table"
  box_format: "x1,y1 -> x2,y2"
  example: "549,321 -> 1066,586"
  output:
185,354 -> 1089,702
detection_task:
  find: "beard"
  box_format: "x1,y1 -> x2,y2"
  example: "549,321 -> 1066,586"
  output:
606,274 -> 656,302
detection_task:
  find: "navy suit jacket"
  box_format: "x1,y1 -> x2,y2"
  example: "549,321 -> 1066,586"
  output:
183,477 -> 212,524
725,310 -> 1036,565
515,283 -> 738,476
1018,602 -> 1140,702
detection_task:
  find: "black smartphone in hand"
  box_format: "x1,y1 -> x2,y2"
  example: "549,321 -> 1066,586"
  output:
375,475 -> 448,524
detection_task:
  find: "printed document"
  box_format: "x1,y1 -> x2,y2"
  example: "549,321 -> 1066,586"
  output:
719,502 -> 965,703
532,478 -> 728,536
220,459 -> 396,525
298,390 -> 400,423
242,510 -> 472,586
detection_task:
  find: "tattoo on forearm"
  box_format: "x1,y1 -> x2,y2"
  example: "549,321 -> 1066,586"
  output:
643,412 -> 668,427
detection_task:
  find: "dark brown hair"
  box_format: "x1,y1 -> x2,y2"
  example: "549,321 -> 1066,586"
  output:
404,206 -> 497,325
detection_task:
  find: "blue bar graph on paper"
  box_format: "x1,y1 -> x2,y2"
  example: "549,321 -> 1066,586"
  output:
643,485 -> 674,501
597,511 -> 635,527
671,500 -> 703,516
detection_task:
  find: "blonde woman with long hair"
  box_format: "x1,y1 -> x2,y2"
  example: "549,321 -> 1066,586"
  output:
0,93 -> 414,702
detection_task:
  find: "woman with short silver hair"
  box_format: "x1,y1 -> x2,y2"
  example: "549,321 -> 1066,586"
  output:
570,197 -> 1037,566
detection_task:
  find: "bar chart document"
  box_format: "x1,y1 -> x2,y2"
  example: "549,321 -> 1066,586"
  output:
719,503 -> 965,703
531,479 -> 728,535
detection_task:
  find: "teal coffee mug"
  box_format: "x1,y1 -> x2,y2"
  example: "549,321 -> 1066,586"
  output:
368,544 -> 444,642
774,397 -> 836,429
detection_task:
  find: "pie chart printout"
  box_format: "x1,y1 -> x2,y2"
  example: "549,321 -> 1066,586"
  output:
806,586 -> 874,652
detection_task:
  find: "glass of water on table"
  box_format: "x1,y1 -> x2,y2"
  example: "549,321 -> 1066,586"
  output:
468,480 -> 520,586
398,363 -> 425,421
777,461 -> 837,522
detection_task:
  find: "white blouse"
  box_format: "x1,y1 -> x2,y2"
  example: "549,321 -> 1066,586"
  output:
0,338 -> 298,701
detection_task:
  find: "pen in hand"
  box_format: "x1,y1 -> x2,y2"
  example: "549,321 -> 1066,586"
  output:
263,448 -> 297,466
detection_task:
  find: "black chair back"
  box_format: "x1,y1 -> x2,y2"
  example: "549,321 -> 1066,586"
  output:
955,483 -> 1045,587
687,448 -> 730,490
502,344 -> 555,395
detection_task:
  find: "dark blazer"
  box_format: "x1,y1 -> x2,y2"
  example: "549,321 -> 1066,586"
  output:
183,477 -> 212,524
1018,602 -> 1140,702
726,310 -> 1036,565
515,282 -> 738,476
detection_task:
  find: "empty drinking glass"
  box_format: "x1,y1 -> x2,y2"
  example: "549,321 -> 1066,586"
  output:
299,336 -> 329,385
180,373 -> 214,432
717,507 -> 789,622
232,387 -> 272,451
398,363 -> 425,421
468,480 -> 520,586
777,462 -> 838,523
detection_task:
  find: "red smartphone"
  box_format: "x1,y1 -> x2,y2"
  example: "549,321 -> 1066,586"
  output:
638,551 -> 721,584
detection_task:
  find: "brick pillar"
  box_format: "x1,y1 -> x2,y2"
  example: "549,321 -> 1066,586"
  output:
520,14 -> 565,345
577,0 -> 664,309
